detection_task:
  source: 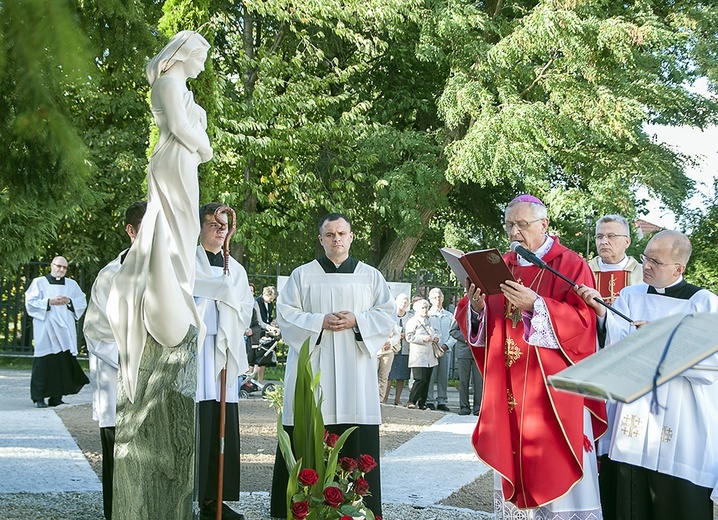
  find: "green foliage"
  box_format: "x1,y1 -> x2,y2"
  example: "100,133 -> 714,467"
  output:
426,0 -> 718,255
681,180 -> 718,293
0,0 -> 97,268
2,0 -> 718,281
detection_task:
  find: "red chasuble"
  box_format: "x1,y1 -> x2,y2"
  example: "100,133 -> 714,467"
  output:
456,237 -> 607,509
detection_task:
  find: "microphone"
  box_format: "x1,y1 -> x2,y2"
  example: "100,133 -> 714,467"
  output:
510,242 -> 547,269
508,241 -> 633,323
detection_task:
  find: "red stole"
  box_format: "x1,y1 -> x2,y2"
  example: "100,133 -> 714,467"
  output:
593,270 -> 630,305
457,238 -> 606,508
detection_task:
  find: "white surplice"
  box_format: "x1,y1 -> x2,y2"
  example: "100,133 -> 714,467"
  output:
194,246 -> 254,403
84,252 -> 123,427
605,281 -> 718,502
25,275 -> 87,357
278,260 -> 396,426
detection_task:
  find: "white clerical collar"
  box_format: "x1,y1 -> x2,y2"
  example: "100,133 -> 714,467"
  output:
652,276 -> 684,294
597,256 -> 629,271
517,236 -> 554,267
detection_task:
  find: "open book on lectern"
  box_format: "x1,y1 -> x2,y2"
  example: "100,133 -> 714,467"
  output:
547,312 -> 718,403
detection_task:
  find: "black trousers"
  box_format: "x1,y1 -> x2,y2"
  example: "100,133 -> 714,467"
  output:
601,457 -> 713,520
100,426 -> 115,520
270,423 -> 382,518
30,350 -> 89,402
197,400 -> 241,505
408,366 -> 433,407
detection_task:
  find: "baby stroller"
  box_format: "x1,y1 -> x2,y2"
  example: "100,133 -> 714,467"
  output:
239,325 -> 280,399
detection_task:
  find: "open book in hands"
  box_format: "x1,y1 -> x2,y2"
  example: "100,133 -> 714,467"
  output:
440,247 -> 515,296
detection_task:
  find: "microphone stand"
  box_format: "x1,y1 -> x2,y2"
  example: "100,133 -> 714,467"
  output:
510,243 -> 634,324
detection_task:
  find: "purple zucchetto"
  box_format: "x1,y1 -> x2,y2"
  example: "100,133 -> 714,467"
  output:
509,194 -> 545,206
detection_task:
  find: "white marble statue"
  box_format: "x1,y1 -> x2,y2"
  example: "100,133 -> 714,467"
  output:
108,30 -> 212,402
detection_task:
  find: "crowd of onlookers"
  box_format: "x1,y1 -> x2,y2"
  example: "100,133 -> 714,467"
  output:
377,289 -> 483,416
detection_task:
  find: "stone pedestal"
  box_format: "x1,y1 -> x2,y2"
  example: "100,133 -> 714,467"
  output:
113,326 -> 198,520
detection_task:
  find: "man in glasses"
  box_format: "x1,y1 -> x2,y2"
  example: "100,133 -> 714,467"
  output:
589,214 -> 642,305
586,214 -> 643,509
577,230 -> 718,519
25,256 -> 88,408
456,194 -> 606,519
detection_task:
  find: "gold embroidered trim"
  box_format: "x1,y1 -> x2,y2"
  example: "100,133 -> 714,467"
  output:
507,389 -> 517,412
505,338 -> 521,367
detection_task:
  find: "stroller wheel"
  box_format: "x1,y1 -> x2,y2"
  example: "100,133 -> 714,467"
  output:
239,389 -> 250,399
261,383 -> 276,398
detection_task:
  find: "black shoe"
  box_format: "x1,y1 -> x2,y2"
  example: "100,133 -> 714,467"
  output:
473,410 -> 480,416
437,404 -> 451,412
425,403 -> 435,410
201,501 -> 244,520
48,399 -> 66,407
458,409 -> 471,415
34,400 -> 48,408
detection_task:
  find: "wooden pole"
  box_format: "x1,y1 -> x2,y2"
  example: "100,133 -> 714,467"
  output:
216,367 -> 227,520
212,205 -> 236,520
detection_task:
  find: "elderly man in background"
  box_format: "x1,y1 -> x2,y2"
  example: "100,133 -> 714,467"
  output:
589,214 -> 642,306
587,213 -> 643,509
456,194 -> 606,519
577,230 -> 718,520
25,256 -> 88,408
425,287 -> 455,411
450,318 -> 481,416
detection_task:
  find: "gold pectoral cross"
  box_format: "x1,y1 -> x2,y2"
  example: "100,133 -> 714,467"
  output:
506,303 -> 522,328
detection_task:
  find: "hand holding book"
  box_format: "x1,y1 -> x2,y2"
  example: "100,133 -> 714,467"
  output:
440,247 -> 515,299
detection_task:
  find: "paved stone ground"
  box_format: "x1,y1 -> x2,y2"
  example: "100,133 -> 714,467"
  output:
0,369 -> 494,519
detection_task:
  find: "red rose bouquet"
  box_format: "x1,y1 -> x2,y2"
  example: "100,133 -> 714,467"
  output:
278,340 -> 379,519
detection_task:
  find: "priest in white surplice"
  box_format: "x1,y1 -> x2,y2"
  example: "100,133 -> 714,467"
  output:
270,213 -> 395,519
25,256 -> 88,408
578,230 -> 718,520
84,201 -> 146,520
194,203 -> 254,520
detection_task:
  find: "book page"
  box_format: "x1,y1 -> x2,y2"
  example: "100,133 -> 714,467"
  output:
548,313 -> 718,402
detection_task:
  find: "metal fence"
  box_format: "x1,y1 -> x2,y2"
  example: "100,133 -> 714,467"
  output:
1,261 -> 464,374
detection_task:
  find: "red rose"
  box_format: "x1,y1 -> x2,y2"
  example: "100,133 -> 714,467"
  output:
326,433 -> 340,448
358,454 -> 377,473
339,456 -> 358,472
323,485 -> 345,508
340,517 -> 353,520
291,500 -> 310,520
376,516 -> 382,520
354,477 -> 370,496
298,468 -> 319,487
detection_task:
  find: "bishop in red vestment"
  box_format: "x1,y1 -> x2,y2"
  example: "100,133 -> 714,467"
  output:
458,195 -> 607,518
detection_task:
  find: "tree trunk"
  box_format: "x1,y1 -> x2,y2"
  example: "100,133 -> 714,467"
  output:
377,179 -> 453,274
234,7 -> 258,263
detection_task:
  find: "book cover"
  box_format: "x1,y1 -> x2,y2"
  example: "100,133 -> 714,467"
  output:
440,247 -> 515,296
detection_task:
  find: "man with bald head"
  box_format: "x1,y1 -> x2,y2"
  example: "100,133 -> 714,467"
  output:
578,230 -> 718,519
25,255 -> 88,408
